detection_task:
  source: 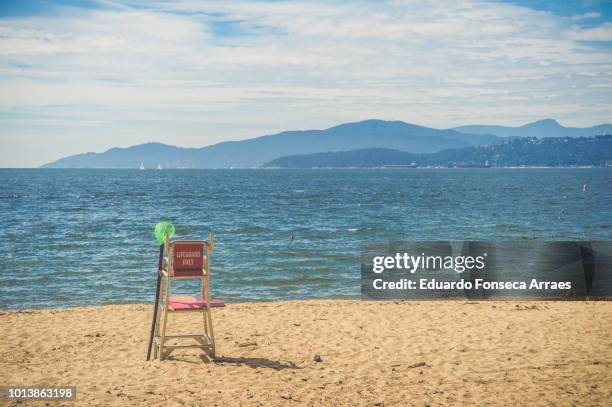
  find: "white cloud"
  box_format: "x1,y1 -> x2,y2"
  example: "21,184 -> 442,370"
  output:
566,22 -> 612,41
0,10 -> 208,56
571,12 -> 602,20
0,0 -> 611,166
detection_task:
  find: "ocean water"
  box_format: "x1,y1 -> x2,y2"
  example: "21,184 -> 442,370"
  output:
0,168 -> 610,310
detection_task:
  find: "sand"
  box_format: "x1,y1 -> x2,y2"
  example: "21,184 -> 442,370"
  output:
1,300 -> 611,406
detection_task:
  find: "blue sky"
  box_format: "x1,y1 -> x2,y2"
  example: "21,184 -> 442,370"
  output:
1,0 -> 611,167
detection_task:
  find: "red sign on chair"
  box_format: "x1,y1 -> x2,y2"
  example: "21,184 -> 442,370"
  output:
172,242 -> 204,276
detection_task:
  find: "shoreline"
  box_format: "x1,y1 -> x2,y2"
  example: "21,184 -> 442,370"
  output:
2,166 -> 611,170
3,295 -> 612,315
2,300 -> 610,406
4,296 -> 612,314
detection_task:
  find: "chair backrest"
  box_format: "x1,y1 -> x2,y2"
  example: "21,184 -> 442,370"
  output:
171,240 -> 206,277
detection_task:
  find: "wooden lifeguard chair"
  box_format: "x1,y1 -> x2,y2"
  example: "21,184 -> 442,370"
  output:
153,233 -> 224,360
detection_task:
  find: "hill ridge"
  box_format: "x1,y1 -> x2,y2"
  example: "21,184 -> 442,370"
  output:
42,119 -> 610,169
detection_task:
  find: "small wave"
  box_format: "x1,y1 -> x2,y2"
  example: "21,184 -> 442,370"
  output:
294,189 -> 305,193
226,225 -> 268,234
0,193 -> 19,199
347,228 -> 359,232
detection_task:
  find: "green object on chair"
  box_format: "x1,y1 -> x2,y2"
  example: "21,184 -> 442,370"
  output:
155,221 -> 175,244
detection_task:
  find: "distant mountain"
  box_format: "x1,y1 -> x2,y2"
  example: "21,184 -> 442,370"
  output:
42,118 -> 612,169
42,119 -> 498,169
265,148 -> 420,169
264,135 -> 612,168
453,119 -> 612,139
42,143 -> 201,169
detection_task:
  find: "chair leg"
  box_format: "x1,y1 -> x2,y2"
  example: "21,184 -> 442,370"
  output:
159,308 -> 169,360
153,277 -> 164,360
201,310 -> 213,357
202,309 -> 209,336
159,277 -> 170,361
202,275 -> 216,357
153,310 -> 159,360
206,308 -> 215,358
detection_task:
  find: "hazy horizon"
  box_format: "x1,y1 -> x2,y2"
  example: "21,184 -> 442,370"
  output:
1,0 -> 612,167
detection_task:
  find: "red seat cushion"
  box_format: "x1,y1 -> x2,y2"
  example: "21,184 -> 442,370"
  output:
170,269 -> 203,277
169,296 -> 225,311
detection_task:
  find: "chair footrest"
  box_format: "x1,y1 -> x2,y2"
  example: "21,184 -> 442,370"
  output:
162,344 -> 213,350
155,334 -> 213,343
163,333 -> 209,339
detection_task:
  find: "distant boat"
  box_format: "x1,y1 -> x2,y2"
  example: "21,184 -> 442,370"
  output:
139,163 -> 145,171
156,164 -> 162,170
454,160 -> 491,168
382,163 -> 418,168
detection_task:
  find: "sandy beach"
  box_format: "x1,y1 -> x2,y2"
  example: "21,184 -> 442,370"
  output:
1,300 -> 611,406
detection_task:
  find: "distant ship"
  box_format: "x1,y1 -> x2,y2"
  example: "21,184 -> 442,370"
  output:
139,162 -> 145,171
156,164 -> 162,170
382,163 -> 418,168
454,160 -> 490,168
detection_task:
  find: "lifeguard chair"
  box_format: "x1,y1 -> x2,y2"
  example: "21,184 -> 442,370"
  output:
153,233 -> 224,360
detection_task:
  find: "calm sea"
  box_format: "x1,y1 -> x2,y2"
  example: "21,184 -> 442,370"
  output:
0,168 -> 610,310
